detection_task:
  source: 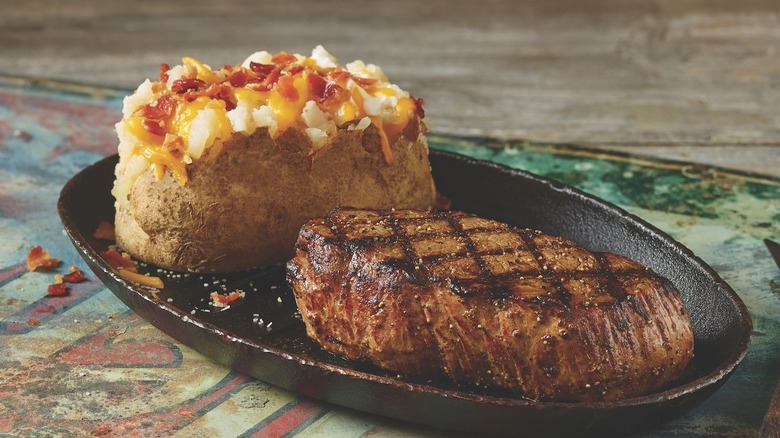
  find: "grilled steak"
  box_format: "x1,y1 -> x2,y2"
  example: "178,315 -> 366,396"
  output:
287,207 -> 694,402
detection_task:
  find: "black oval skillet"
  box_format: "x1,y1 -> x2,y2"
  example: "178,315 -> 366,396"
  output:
58,151 -> 751,437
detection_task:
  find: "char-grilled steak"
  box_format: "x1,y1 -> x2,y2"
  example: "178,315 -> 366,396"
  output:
287,207 -> 694,402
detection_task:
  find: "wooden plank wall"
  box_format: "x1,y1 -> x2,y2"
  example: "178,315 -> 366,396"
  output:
2,0 -> 778,175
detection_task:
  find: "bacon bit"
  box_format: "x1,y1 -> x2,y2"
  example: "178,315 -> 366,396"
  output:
117,269 -> 164,289
204,83 -> 221,97
62,266 -> 87,283
171,77 -> 206,94
249,62 -> 275,77
307,73 -> 327,99
27,318 -> 41,326
142,119 -> 166,137
320,83 -> 349,111
414,97 -> 426,118
47,282 -> 68,297
287,65 -> 305,76
93,220 -> 115,240
159,63 -> 171,83
181,89 -> 205,102
206,84 -> 236,110
143,95 -> 177,120
352,76 -> 378,88
328,70 -> 352,84
272,52 -> 297,67
229,69 -> 248,87
276,75 -> 299,101
250,67 -> 282,91
26,246 -> 61,272
210,290 -> 245,308
100,248 -> 138,273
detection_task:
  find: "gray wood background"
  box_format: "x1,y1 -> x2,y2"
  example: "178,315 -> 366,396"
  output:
2,0 -> 779,176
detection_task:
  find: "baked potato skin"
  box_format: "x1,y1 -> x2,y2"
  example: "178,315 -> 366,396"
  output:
115,125 -> 436,272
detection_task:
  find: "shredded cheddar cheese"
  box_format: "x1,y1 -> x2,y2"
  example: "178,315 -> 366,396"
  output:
118,269 -> 165,289
112,46 -> 425,205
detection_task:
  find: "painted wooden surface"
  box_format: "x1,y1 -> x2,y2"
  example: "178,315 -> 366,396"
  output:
1,0 -> 779,175
762,380 -> 780,437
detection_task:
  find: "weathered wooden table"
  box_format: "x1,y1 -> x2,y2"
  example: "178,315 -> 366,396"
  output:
3,0 -> 779,176
1,1 -> 779,436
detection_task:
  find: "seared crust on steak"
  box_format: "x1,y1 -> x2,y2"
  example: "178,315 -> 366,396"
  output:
287,207 -> 694,402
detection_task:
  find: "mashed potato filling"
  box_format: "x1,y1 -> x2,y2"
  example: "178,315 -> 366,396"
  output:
112,46 -> 425,204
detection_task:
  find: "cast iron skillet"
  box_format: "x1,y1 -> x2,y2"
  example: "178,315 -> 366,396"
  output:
58,151 -> 751,437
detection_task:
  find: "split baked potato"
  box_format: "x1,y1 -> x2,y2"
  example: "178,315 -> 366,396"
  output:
112,46 -> 435,272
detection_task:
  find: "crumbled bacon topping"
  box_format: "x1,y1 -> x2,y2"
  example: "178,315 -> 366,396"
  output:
101,248 -> 138,272
159,63 -> 171,83
62,266 -> 87,283
93,220 -> 116,240
143,95 -> 177,120
276,75 -> 299,101
47,266 -> 86,297
171,78 -> 206,94
47,282 -> 68,297
246,67 -> 281,91
142,119 -> 166,136
115,46 -> 428,199
100,248 -> 164,289
414,97 -> 426,118
228,69 -> 248,87
271,52 -> 296,66
307,73 -> 327,100
210,290 -> 245,308
205,84 -> 236,110
248,62 -> 275,76
352,76 -> 378,88
320,83 -> 349,111
26,246 -> 61,272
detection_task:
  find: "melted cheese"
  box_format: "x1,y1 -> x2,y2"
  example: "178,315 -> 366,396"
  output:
182,56 -> 220,83
113,46 -> 424,204
267,75 -> 310,133
142,146 -> 188,186
124,117 -> 164,146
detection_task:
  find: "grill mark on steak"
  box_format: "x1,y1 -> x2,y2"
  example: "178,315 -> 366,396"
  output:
520,228 -> 572,311
314,213 -> 656,308
384,210 -> 426,286
594,252 -> 628,305
288,207 -> 695,402
442,210 -> 495,296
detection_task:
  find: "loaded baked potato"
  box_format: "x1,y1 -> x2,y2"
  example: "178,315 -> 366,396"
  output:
112,46 -> 435,272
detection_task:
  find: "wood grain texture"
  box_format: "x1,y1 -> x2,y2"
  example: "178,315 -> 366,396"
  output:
1,0 -> 779,176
